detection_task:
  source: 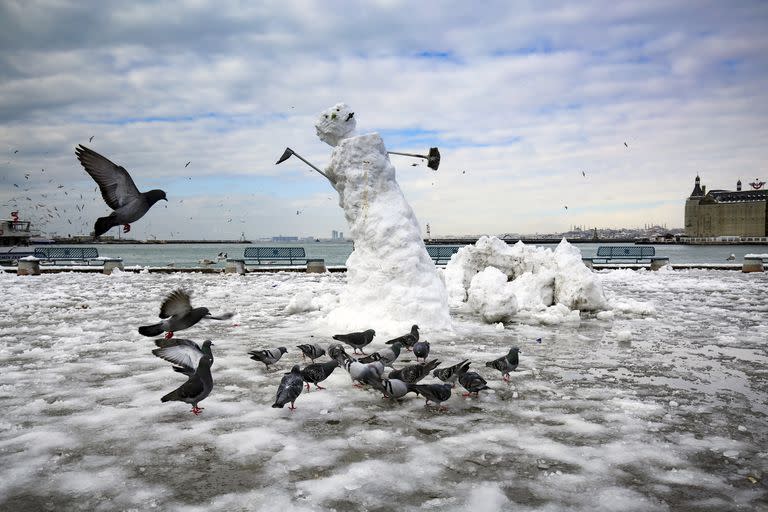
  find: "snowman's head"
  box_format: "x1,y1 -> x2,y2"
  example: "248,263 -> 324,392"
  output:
315,103 -> 356,147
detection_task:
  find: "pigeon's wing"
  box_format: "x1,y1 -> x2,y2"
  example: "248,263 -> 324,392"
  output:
75,145 -> 141,210
159,289 -> 193,318
173,374 -> 205,401
301,364 -> 324,382
152,339 -> 204,370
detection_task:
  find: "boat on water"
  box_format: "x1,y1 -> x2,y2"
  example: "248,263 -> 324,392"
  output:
0,212 -> 36,263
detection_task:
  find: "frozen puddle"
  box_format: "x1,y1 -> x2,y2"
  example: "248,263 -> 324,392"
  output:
0,269 -> 766,511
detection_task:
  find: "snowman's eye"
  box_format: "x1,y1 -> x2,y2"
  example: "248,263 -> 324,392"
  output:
336,107 -> 340,111
324,115 -> 328,119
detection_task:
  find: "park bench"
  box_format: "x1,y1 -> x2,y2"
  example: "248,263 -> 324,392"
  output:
33,247 -> 123,266
426,245 -> 460,265
231,247 -> 308,266
590,246 -> 656,263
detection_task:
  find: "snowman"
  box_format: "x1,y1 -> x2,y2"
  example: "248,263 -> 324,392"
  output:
315,103 -> 451,332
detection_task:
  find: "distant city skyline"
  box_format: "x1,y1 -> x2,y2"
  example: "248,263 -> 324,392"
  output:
2,1 -> 767,240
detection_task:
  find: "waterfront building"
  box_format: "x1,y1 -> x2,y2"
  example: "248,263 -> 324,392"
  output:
684,176 -> 768,237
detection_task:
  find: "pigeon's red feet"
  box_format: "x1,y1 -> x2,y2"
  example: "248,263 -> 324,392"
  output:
288,402 -> 296,411
462,392 -> 472,397
191,406 -> 204,415
305,383 -> 311,391
353,383 -> 364,388
164,331 -> 174,340
503,374 -> 510,382
315,384 -> 326,390
123,224 -> 131,233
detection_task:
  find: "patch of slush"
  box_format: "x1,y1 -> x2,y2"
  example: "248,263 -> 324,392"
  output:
0,268 -> 766,511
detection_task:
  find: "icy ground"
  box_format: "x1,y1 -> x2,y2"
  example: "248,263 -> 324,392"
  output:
0,269 -> 767,511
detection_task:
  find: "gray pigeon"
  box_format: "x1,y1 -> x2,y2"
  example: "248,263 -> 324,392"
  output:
485,347 -> 520,381
412,340 -> 430,362
328,343 -> 351,364
458,371 -> 490,396
433,359 -> 471,387
272,365 -> 304,410
407,382 -> 452,408
300,360 -> 338,391
343,359 -> 382,387
75,145 -> 167,237
358,342 -> 403,367
152,338 -> 214,376
388,359 -> 441,384
138,289 -> 234,339
380,378 -> 411,399
385,324 -> 419,350
297,343 -> 326,362
160,355 -> 213,415
248,346 -> 288,369
332,329 -> 376,354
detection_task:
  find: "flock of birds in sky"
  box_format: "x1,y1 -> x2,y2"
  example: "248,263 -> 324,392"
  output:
3,138 -> 634,239
140,289 -> 521,414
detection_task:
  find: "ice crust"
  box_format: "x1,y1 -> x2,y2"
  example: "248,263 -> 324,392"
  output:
1,268 -> 766,511
444,236 -> 608,324
315,103 -> 451,332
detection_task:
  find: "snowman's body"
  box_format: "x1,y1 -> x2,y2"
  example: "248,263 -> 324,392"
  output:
316,104 -> 451,331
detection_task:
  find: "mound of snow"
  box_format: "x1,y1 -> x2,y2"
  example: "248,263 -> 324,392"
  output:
444,236 -> 607,323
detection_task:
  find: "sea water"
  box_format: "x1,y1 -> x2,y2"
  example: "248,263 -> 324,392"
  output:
57,241 -> 768,267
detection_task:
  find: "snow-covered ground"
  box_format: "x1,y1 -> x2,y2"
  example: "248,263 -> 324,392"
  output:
1,268 -> 766,511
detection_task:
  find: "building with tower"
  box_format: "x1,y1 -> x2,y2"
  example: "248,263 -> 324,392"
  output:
684,175 -> 768,238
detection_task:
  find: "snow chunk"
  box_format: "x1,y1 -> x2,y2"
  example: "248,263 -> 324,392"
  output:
444,236 -> 607,323
467,267 -> 518,323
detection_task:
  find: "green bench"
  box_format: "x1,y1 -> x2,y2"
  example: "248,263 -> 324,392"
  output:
426,245 -> 460,265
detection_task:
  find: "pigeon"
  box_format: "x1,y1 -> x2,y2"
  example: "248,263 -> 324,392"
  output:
407,382 -> 452,408
412,340 -> 430,362
272,365 -> 303,410
332,328 -> 376,354
300,360 -> 338,391
385,325 -> 419,350
138,289 -> 234,339
380,378 -> 410,399
388,359 -> 441,384
485,347 -> 520,381
152,338 -> 214,376
343,358 -> 382,387
297,343 -> 326,362
160,355 -> 213,415
358,342 -> 403,367
433,359 -> 471,387
248,347 -> 288,369
458,371 -> 490,397
328,343 -> 351,364
75,145 -> 167,237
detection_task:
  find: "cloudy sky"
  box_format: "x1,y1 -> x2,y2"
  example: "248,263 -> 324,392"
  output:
1,1 -> 767,240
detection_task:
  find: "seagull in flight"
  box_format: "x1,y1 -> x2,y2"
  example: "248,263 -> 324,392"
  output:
89,136 -> 95,142
185,161 -> 191,168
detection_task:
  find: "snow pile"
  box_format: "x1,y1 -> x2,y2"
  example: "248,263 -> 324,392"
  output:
444,236 -> 608,324
284,291 -> 338,315
315,103 -> 451,332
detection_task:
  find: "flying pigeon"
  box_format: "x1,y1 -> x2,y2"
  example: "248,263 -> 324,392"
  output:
458,371 -> 490,397
412,340 -> 430,362
485,347 -> 520,381
407,382 -> 452,408
152,338 -> 214,376
380,378 -> 410,399
385,325 -> 419,350
300,360 -> 338,391
433,359 -> 471,387
297,343 -> 326,362
75,144 -> 167,237
272,365 -> 304,410
138,289 -> 234,339
160,355 -> 213,415
358,342 -> 403,367
332,328 -> 376,354
248,346 -> 288,369
387,359 -> 441,384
